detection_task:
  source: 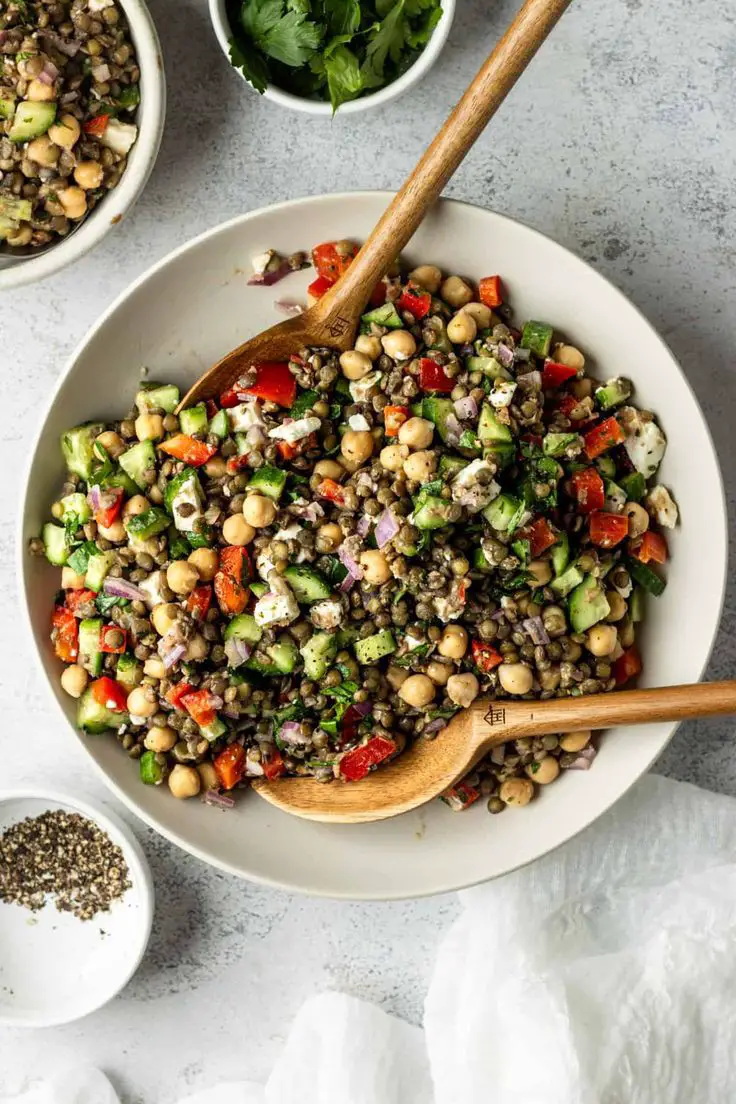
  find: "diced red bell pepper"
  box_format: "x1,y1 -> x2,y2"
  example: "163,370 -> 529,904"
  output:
244,362 -> 297,408
583,417 -> 625,460
397,283 -> 432,320
383,405 -> 410,437
90,675 -> 128,712
214,743 -> 246,790
441,781 -> 481,811
368,280 -> 387,308
339,735 -> 397,781
214,546 -> 250,615
478,275 -> 503,309
613,645 -> 642,687
276,430 -> 317,462
180,688 -> 218,728
65,588 -> 96,614
570,467 -> 605,514
471,639 -> 504,673
52,606 -> 79,663
312,240 -> 358,281
316,477 -> 345,506
83,112 -> 111,137
100,623 -> 127,654
589,511 -> 630,549
339,704 -> 364,747
630,529 -> 668,564
159,434 -> 217,467
219,379 -> 246,408
542,360 -> 578,389
226,453 -> 251,474
557,394 -> 596,425
523,517 -> 558,558
95,486 -> 124,529
418,358 -> 454,393
186,584 -> 212,621
166,681 -> 195,710
262,749 -> 286,781
205,399 -> 219,419
307,274 -> 335,302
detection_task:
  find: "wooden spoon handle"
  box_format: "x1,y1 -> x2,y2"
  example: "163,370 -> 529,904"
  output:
317,0 -> 573,317
469,680 -> 736,756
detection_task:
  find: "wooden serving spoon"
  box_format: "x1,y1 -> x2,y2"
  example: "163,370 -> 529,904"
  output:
178,0 -> 574,411
252,681 -> 736,822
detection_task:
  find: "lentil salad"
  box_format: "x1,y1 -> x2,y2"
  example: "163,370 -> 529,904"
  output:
32,242 -> 678,814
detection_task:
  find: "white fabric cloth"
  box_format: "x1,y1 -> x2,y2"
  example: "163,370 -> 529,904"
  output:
7,775 -> 736,1103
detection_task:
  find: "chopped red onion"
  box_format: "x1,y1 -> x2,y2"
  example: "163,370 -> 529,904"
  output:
37,67 -> 55,85
490,609 -> 506,621
352,701 -> 372,717
203,790 -> 235,810
91,62 -> 111,82
102,576 -> 148,602
290,499 -> 324,524
274,299 -> 304,316
444,413 -> 462,446
490,745 -> 505,765
356,515 -> 372,537
279,720 -> 308,745
339,572 -> 357,592
43,32 -> 80,56
453,395 -> 478,420
518,370 -> 542,390
424,717 -> 447,734
522,616 -> 550,646
496,343 -> 514,368
204,504 -> 222,525
60,90 -> 79,105
224,638 -> 252,669
566,746 -> 597,770
248,260 -> 292,286
338,544 -> 363,579
162,642 -> 186,670
209,694 -> 224,710
375,509 -> 399,548
87,484 -> 102,512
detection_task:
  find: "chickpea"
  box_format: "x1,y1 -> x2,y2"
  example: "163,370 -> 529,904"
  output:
360,549 -> 391,585
380,443 -> 409,472
188,548 -> 218,581
197,762 -> 219,791
143,656 -> 166,679
203,456 -> 226,478
409,263 -> 442,294
340,349 -> 373,380
381,329 -> 417,362
552,343 -> 585,371
426,659 -> 453,686
403,449 -> 437,482
151,603 -> 179,637
242,494 -> 277,528
570,378 -> 593,399
61,566 -> 86,589
60,664 -> 88,698
440,275 -> 473,309
95,429 -> 125,459
316,522 -> 343,553
586,624 -> 618,657
27,134 -> 59,166
123,494 -> 149,518
461,301 -> 493,329
27,77 -> 56,102
559,730 -> 591,753
314,458 -> 345,481
186,634 -> 208,662
447,672 -> 480,709
167,560 -> 199,595
135,413 -> 164,442
625,501 -> 649,539
399,673 -> 436,708
527,757 -> 560,785
605,591 -> 627,621
48,113 -> 81,148
97,518 -> 126,543
144,725 -> 177,753
499,777 -> 534,807
498,663 -> 534,695
398,417 -> 434,450
168,764 -> 201,799
223,513 -> 256,546
74,160 -> 104,190
6,224 -> 31,247
527,559 -> 552,587
127,686 -> 157,718
619,619 -> 636,648
447,311 -> 478,345
58,186 -> 87,221
341,429 -> 374,465
438,624 -> 468,660
387,664 -> 409,691
355,334 -> 382,360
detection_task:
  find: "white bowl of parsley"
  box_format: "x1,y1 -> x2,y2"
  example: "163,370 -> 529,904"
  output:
210,0 -> 455,115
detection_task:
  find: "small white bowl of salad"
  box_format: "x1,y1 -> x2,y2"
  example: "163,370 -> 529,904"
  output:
209,0 -> 455,115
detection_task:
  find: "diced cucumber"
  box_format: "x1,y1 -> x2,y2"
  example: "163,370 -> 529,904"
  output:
568,574 -> 610,632
483,493 -> 521,532
139,750 -> 164,785
179,403 -> 208,437
512,538 -> 530,564
246,635 -> 299,675
627,558 -> 666,597
224,614 -> 263,644
135,383 -> 180,414
209,409 -> 229,439
248,465 -> 287,501
595,377 -> 632,410
361,302 -> 402,330
413,495 -> 453,530
116,653 -> 142,692
604,480 -> 627,514
124,507 -> 170,541
119,440 -> 156,490
477,403 -> 514,467
290,389 -> 320,419
424,317 -> 452,353
0,195 -> 32,227
550,532 -> 570,576
165,468 -> 204,533
473,547 -> 492,573
200,717 -> 227,742
354,629 -> 397,665
520,320 -> 554,358
466,355 -> 509,380
458,430 -> 481,455
301,631 -> 338,680
102,467 -> 138,497
77,687 -> 128,734
336,625 -> 360,648
421,397 -> 456,444
595,455 -> 617,478
620,471 -> 646,502
250,581 -> 267,598
543,432 -> 581,458
439,455 -> 468,480
283,564 -> 331,603
61,423 -> 105,480
550,563 -> 583,598
630,586 -> 645,622
9,100 -> 56,142
85,550 -> 114,592
0,95 -> 15,120
59,492 -> 91,525
78,618 -> 103,676
42,522 -> 71,566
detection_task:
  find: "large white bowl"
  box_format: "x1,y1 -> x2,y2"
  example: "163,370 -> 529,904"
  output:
0,0 -> 166,291
19,193 -> 727,899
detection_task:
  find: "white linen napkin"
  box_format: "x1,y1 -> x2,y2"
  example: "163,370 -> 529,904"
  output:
8,775 -> 736,1103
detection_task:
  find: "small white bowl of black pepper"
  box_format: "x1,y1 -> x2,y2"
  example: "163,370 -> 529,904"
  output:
0,788 -> 153,1027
